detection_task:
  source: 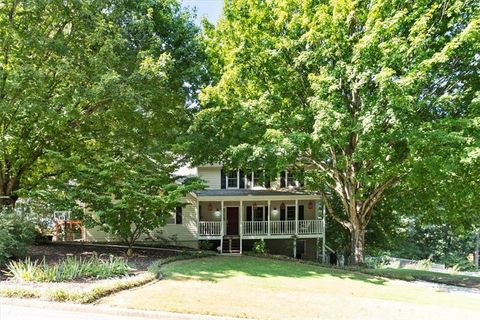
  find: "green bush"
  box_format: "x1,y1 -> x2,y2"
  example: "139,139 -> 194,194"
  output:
199,240 -> 214,251
0,209 -> 37,265
365,253 -> 391,269
253,240 -> 267,254
6,255 -> 131,282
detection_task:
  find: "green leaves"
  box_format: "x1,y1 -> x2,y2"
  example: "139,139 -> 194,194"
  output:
189,0 -> 479,262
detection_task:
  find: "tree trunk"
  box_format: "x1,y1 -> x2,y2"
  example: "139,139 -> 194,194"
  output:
350,226 -> 366,265
0,193 -> 16,208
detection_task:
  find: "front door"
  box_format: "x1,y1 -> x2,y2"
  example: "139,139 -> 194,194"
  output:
226,207 -> 239,235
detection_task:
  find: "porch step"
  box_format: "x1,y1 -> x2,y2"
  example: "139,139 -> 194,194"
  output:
222,236 -> 241,254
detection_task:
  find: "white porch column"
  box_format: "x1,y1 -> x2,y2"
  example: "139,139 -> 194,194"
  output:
240,200 -> 243,254
221,200 -> 225,235
295,199 -> 298,235
220,200 -> 224,253
197,200 -> 200,236
322,202 -> 326,264
267,199 -> 271,236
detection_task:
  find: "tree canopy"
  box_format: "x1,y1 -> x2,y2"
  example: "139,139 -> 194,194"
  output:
190,0 -> 479,263
0,0 -> 207,249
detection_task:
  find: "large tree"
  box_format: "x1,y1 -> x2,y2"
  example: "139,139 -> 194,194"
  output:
0,0 -> 206,206
190,0 -> 479,264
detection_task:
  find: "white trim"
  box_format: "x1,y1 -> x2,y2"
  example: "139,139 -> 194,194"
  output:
166,211 -> 177,225
240,201 -> 243,254
248,171 -> 266,189
252,205 -> 266,221
196,195 -> 321,201
267,199 -> 271,236
286,205 -> 296,221
226,170 -> 240,189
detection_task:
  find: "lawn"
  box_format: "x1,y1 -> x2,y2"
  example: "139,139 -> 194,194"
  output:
101,256 -> 480,320
361,267 -> 480,289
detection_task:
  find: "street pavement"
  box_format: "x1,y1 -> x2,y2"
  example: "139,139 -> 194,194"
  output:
0,298 -> 241,320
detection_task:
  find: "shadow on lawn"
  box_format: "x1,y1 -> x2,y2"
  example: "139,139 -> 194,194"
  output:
166,256 -> 386,285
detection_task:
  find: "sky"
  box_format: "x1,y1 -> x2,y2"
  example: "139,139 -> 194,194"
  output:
180,0 -> 223,25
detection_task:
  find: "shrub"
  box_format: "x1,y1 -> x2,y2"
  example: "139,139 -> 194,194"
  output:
0,209 -> 37,265
417,258 -> 432,270
199,240 -> 214,251
365,254 -> 391,269
253,240 -> 267,254
6,255 -> 131,282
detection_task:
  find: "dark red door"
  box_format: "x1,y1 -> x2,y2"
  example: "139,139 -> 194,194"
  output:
226,207 -> 239,235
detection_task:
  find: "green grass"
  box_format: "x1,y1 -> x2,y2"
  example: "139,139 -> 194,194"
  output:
361,268 -> 480,289
101,256 -> 480,320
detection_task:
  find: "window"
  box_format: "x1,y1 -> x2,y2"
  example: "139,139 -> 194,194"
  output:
227,170 -> 239,189
286,206 -> 296,220
286,171 -> 296,187
254,206 -> 265,221
246,206 -> 267,221
167,206 -> 183,225
247,171 -> 265,189
280,170 -> 303,188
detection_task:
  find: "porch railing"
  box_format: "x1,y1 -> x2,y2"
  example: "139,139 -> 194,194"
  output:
200,220 -> 323,236
244,220 -> 322,236
199,221 -> 221,236
243,221 -> 268,235
270,220 -> 296,235
298,220 -> 322,234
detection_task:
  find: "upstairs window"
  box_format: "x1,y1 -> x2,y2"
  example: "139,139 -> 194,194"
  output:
221,168 -> 266,189
280,170 -> 304,188
227,170 -> 239,189
286,171 -> 296,187
247,171 -> 266,189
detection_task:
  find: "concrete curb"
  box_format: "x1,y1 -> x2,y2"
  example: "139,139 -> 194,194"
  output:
0,297 -> 248,320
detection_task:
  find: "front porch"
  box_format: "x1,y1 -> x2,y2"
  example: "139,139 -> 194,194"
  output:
199,219 -> 323,238
194,190 -> 325,258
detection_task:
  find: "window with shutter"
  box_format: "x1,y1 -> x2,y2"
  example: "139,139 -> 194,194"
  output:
175,206 -> 183,225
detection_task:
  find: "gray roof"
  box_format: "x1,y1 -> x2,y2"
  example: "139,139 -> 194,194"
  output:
194,189 -> 316,197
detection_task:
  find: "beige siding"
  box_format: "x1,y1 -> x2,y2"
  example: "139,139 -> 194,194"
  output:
198,167 -> 222,189
146,193 -> 199,243
85,194 -> 199,247
84,226 -> 118,242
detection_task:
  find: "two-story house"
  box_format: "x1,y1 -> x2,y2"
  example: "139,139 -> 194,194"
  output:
84,164 -> 326,261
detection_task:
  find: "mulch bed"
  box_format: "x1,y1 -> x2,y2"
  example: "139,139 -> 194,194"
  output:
0,243 -> 179,281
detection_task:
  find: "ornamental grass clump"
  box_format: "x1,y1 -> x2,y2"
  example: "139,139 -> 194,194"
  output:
6,255 -> 131,282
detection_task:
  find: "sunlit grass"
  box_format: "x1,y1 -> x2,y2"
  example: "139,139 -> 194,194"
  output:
102,256 -> 480,320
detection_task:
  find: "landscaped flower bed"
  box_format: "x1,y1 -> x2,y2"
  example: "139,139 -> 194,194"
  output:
0,243 -> 217,303
6,255 -> 131,282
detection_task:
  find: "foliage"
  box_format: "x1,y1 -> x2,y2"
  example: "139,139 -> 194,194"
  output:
199,240 -> 214,251
190,0 -> 480,264
365,254 -> 391,269
6,256 -> 131,282
0,272 -> 156,303
253,240 -> 267,254
0,0 -> 208,242
361,268 -> 480,289
0,208 -> 37,265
